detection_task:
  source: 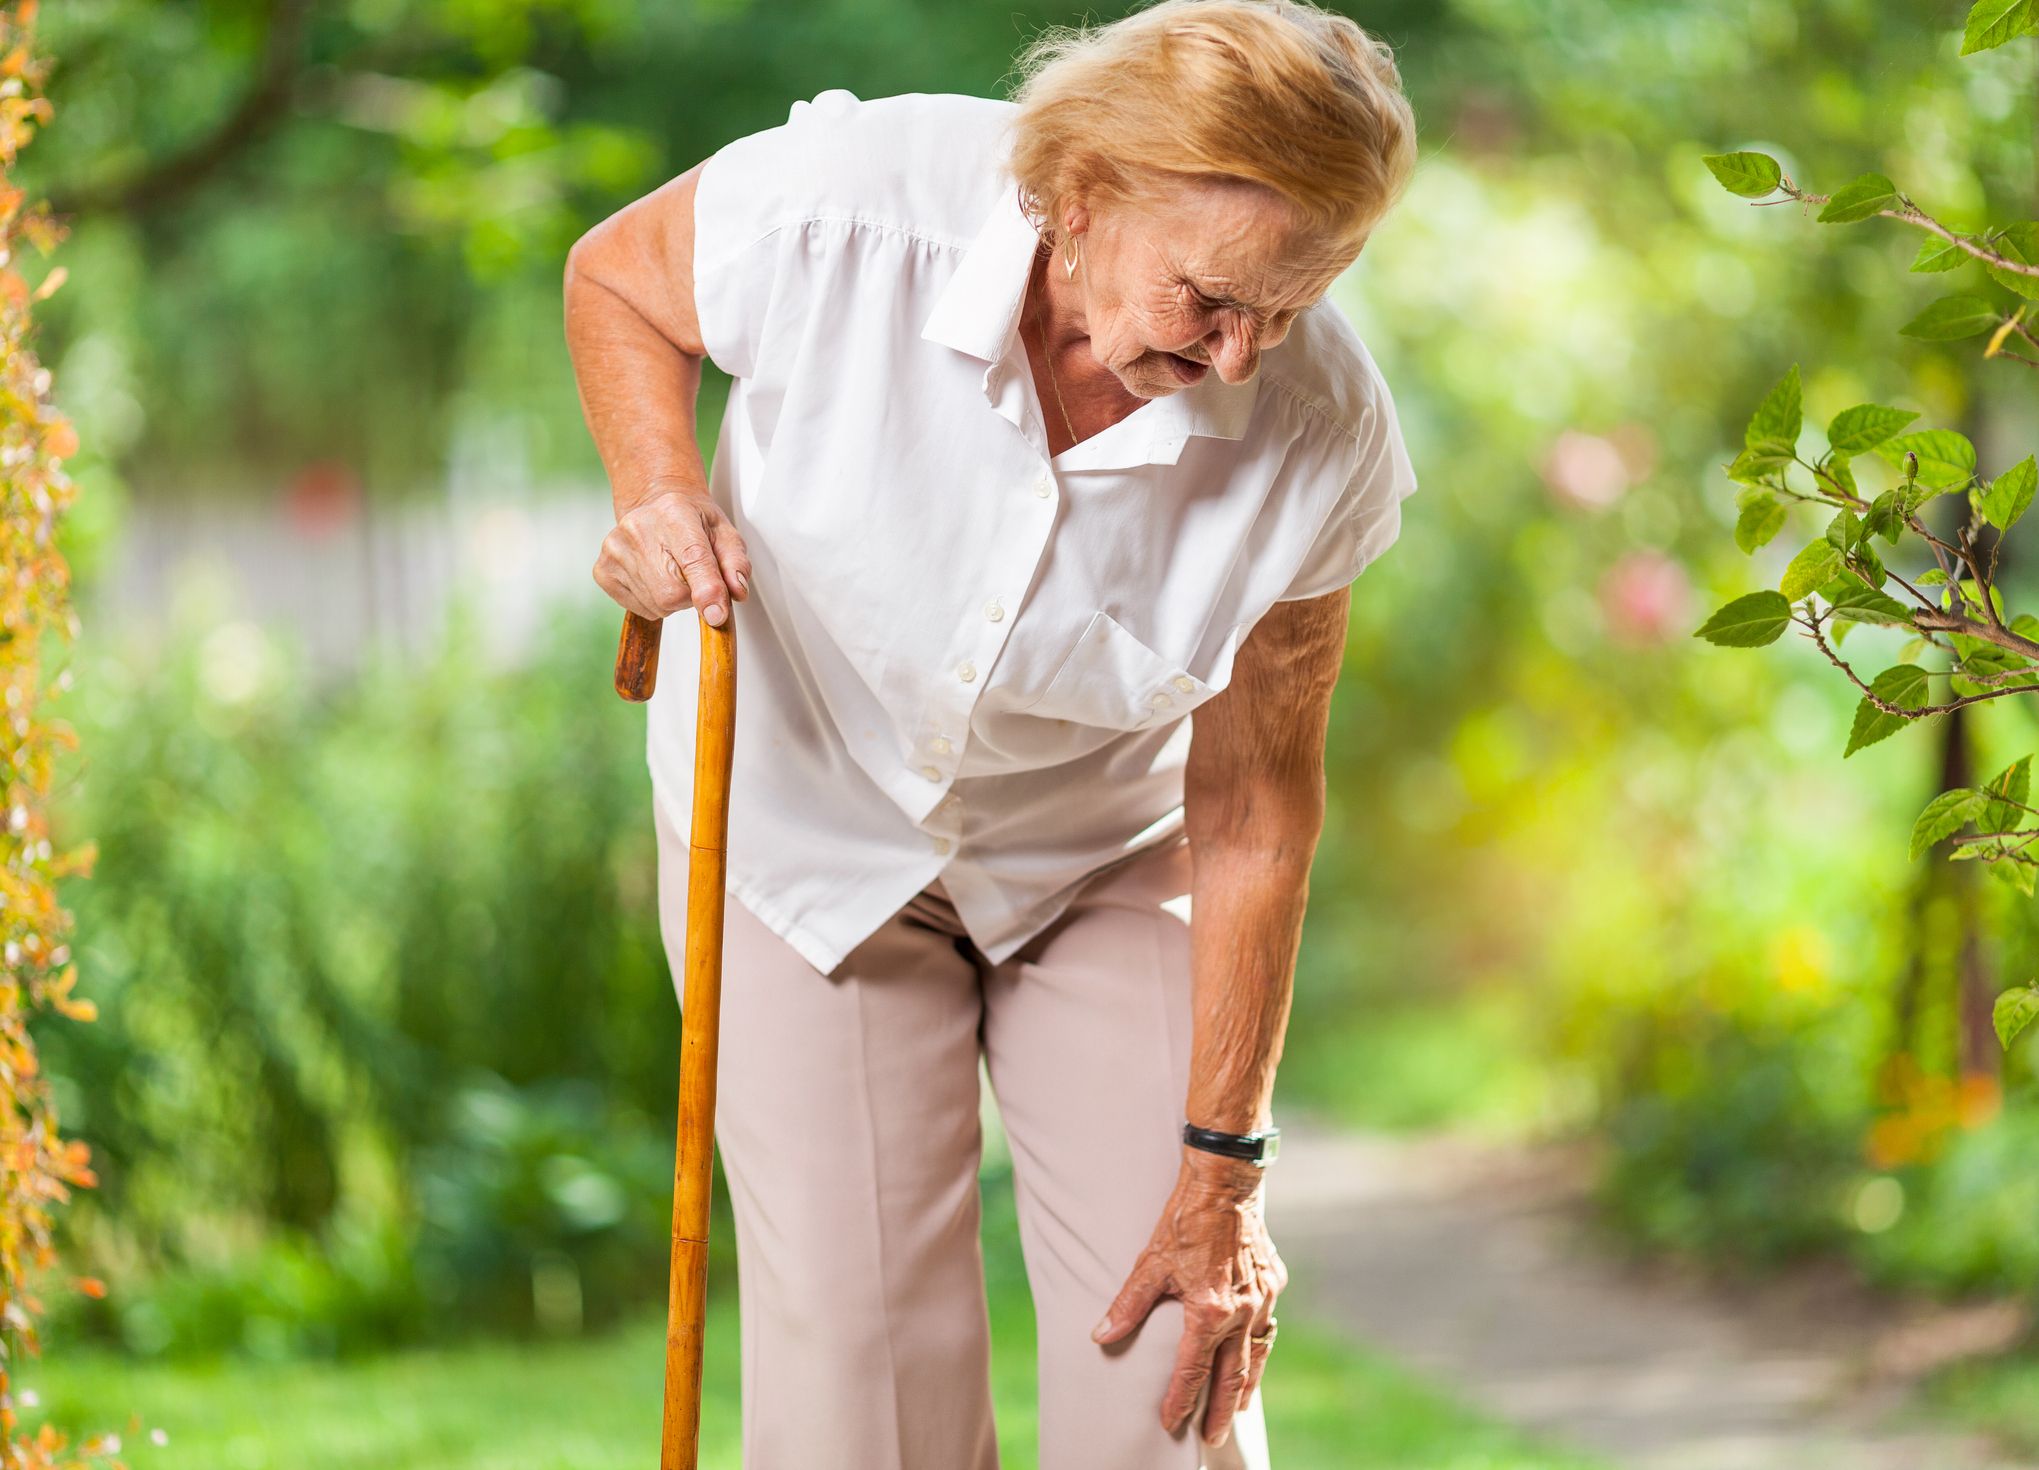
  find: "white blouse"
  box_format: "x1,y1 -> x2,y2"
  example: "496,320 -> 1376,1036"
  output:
644,88 -> 1419,975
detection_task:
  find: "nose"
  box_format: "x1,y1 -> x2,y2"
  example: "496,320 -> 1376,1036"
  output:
1206,318 -> 1260,384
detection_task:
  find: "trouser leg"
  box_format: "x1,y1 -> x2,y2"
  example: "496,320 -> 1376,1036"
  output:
653,797 -> 999,1470
981,835 -> 1272,1470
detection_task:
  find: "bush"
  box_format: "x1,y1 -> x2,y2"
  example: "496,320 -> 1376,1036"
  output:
42,586 -> 711,1357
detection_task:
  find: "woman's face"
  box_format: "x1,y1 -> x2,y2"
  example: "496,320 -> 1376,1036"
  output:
1061,177 -> 1348,398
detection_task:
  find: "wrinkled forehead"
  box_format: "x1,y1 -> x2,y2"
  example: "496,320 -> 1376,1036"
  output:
1115,175 -> 1353,307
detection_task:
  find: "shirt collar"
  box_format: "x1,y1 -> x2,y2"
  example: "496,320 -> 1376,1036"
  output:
921,178 -> 1261,469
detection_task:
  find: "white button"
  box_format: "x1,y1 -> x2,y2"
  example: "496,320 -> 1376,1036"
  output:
930,736 -> 952,755
984,599 -> 1004,622
1172,675 -> 1196,692
921,764 -> 942,781
1033,477 -> 1052,498
1148,692 -> 1172,709
957,661 -> 977,682
932,837 -> 952,855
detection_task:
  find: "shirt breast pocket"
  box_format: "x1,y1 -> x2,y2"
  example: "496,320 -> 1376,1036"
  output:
1017,611 -> 1226,732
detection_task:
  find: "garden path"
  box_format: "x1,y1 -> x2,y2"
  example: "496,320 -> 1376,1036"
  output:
1268,1121 -> 2032,1470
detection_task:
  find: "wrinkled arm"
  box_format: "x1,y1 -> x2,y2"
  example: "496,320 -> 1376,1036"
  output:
563,163 -> 712,518
1180,586 -> 1349,1154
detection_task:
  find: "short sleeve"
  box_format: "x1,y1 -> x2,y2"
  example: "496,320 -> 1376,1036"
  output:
1274,380 -> 1420,603
691,89 -> 865,379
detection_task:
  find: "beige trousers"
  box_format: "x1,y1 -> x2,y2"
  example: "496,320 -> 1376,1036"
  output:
653,798 -> 1271,1469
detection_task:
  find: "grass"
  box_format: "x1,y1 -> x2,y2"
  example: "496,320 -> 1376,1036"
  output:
21,1168 -> 1605,1470
1917,1349 -> 2039,1460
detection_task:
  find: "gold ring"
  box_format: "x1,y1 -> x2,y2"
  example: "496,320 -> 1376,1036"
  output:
1250,1318 -> 1278,1348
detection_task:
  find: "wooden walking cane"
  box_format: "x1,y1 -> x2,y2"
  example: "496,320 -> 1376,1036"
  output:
615,606 -> 735,1470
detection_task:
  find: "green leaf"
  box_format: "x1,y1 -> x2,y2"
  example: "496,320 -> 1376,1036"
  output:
1989,858 -> 2039,897
1963,0 -> 2039,57
1827,582 -> 1912,626
1952,646 -> 2029,697
1824,454 -> 1860,499
1864,490 -> 1907,545
1744,364 -> 1802,458
1977,455 -> 2038,531
1727,447 -> 1791,485
1781,540 -> 1845,600
1918,568 -> 1950,586
1983,222 -> 2039,301
1844,663 -> 1932,756
1702,151 -> 1784,198
1824,507 -> 1864,552
1983,754 -> 2032,835
1911,234 -> 1970,273
1734,495 -> 1786,553
1912,788 -> 1989,859
1900,294 -> 2002,339
1827,404 -> 1918,454
1818,172 -> 1897,224
1852,539 -> 1887,588
1993,985 -> 2039,1051
1694,590 -> 1793,647
1903,477 -> 1953,515
1874,430 -> 1978,488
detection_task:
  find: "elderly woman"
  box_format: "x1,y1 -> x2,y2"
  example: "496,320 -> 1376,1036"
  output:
563,1 -> 1418,1464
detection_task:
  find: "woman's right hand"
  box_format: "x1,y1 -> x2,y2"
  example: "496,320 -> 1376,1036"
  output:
593,486 -> 753,627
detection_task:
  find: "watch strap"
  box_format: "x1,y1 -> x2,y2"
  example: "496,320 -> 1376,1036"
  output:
1182,1121 -> 1281,1166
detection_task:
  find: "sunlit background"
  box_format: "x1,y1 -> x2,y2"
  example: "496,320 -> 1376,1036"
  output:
17,2 -> 2039,1465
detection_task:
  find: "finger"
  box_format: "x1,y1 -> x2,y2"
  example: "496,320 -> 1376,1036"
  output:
1158,1309 -> 1225,1434
666,534 -> 729,626
707,518 -> 753,600
1092,1260 -> 1165,1346
1242,1306 -> 1276,1402
1200,1327 -> 1252,1447
592,546 -> 664,622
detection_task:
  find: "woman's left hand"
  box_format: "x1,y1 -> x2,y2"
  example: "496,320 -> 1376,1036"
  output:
1092,1150 -> 1288,1448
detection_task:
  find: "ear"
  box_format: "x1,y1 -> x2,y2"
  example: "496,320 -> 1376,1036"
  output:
1064,200 -> 1092,239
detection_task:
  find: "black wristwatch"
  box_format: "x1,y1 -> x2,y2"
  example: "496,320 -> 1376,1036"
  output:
1182,1121 -> 1281,1168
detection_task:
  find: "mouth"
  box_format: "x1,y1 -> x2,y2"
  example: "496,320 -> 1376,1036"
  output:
1164,351 -> 1208,385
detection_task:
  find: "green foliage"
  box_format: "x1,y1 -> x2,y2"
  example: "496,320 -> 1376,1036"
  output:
1869,428 -> 1975,486
1843,664 -> 1930,756
1693,13 -> 2039,1019
44,596 -> 688,1356
1911,788 -> 1989,859
1899,294 -> 2002,339
1733,492 -> 1786,553
1961,0 -> 2039,55
1827,404 -> 1916,454
1597,1018 -> 1867,1266
1993,986 -> 2039,1048
1693,590 -> 1790,646
1700,150 -> 1781,198
1744,363 -> 1803,459
1976,455 -> 2037,530
1816,172 -> 1897,224
1780,540 -> 1843,600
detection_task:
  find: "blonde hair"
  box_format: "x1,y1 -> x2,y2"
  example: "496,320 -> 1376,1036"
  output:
1006,0 -> 1417,267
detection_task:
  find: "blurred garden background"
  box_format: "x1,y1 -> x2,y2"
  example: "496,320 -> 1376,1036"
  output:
13,0 -> 2039,1466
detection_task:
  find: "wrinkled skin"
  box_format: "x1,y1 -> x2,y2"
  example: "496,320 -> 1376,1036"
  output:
1021,177 -> 1352,450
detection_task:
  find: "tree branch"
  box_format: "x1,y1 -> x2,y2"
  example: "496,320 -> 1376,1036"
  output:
48,0 -> 314,219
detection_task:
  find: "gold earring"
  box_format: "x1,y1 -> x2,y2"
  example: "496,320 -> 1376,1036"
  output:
1063,236 -> 1080,279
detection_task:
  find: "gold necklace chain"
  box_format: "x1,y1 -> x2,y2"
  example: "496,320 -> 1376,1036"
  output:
1031,250 -> 1078,449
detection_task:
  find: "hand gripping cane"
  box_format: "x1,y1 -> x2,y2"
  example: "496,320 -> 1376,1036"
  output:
615,607 -> 735,1470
